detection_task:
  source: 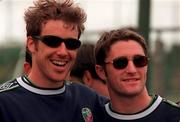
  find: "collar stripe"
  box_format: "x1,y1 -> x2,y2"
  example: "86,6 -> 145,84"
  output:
105,96 -> 162,120
16,77 -> 65,95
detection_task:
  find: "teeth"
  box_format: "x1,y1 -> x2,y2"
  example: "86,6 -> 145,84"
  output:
124,79 -> 138,82
52,60 -> 66,66
126,80 -> 134,82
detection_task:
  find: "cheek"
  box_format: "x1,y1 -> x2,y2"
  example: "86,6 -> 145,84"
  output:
144,67 -> 148,74
106,68 -> 120,81
69,51 -> 77,68
140,67 -> 148,79
71,50 -> 78,58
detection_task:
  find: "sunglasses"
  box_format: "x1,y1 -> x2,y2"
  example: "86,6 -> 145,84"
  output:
105,55 -> 149,69
32,35 -> 81,50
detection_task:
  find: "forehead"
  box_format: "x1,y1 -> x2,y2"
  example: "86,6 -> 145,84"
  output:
41,20 -> 78,38
107,40 -> 145,58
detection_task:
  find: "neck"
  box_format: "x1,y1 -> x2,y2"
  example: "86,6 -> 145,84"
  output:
28,68 -> 64,89
110,89 -> 152,114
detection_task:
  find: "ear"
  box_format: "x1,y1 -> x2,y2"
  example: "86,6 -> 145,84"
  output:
95,65 -> 106,81
82,70 -> 93,87
23,62 -> 31,74
27,36 -> 36,53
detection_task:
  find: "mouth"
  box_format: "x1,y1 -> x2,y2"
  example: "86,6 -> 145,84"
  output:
51,60 -> 68,67
122,78 -> 139,82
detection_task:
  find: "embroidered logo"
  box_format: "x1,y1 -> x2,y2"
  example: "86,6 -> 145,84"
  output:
82,107 -> 93,122
0,80 -> 18,92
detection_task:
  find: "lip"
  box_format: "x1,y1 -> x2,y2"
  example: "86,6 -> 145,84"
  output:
50,59 -> 69,70
122,78 -> 139,82
51,60 -> 67,66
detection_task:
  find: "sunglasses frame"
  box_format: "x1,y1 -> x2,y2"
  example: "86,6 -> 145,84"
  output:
32,35 -> 81,50
105,55 -> 149,69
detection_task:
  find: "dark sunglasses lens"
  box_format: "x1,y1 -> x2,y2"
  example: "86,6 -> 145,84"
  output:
65,39 -> 81,50
133,56 -> 148,67
42,36 -> 61,48
113,57 -> 128,69
35,35 -> 81,49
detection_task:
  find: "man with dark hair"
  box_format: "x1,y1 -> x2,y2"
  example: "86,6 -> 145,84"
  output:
94,27 -> 180,121
70,43 -> 109,97
0,0 -> 107,121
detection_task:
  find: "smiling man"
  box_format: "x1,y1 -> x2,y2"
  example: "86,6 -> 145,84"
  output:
0,0 -> 107,122
94,27 -> 180,122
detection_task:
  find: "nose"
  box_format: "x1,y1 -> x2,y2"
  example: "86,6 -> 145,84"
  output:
56,42 -> 68,56
125,60 -> 137,73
